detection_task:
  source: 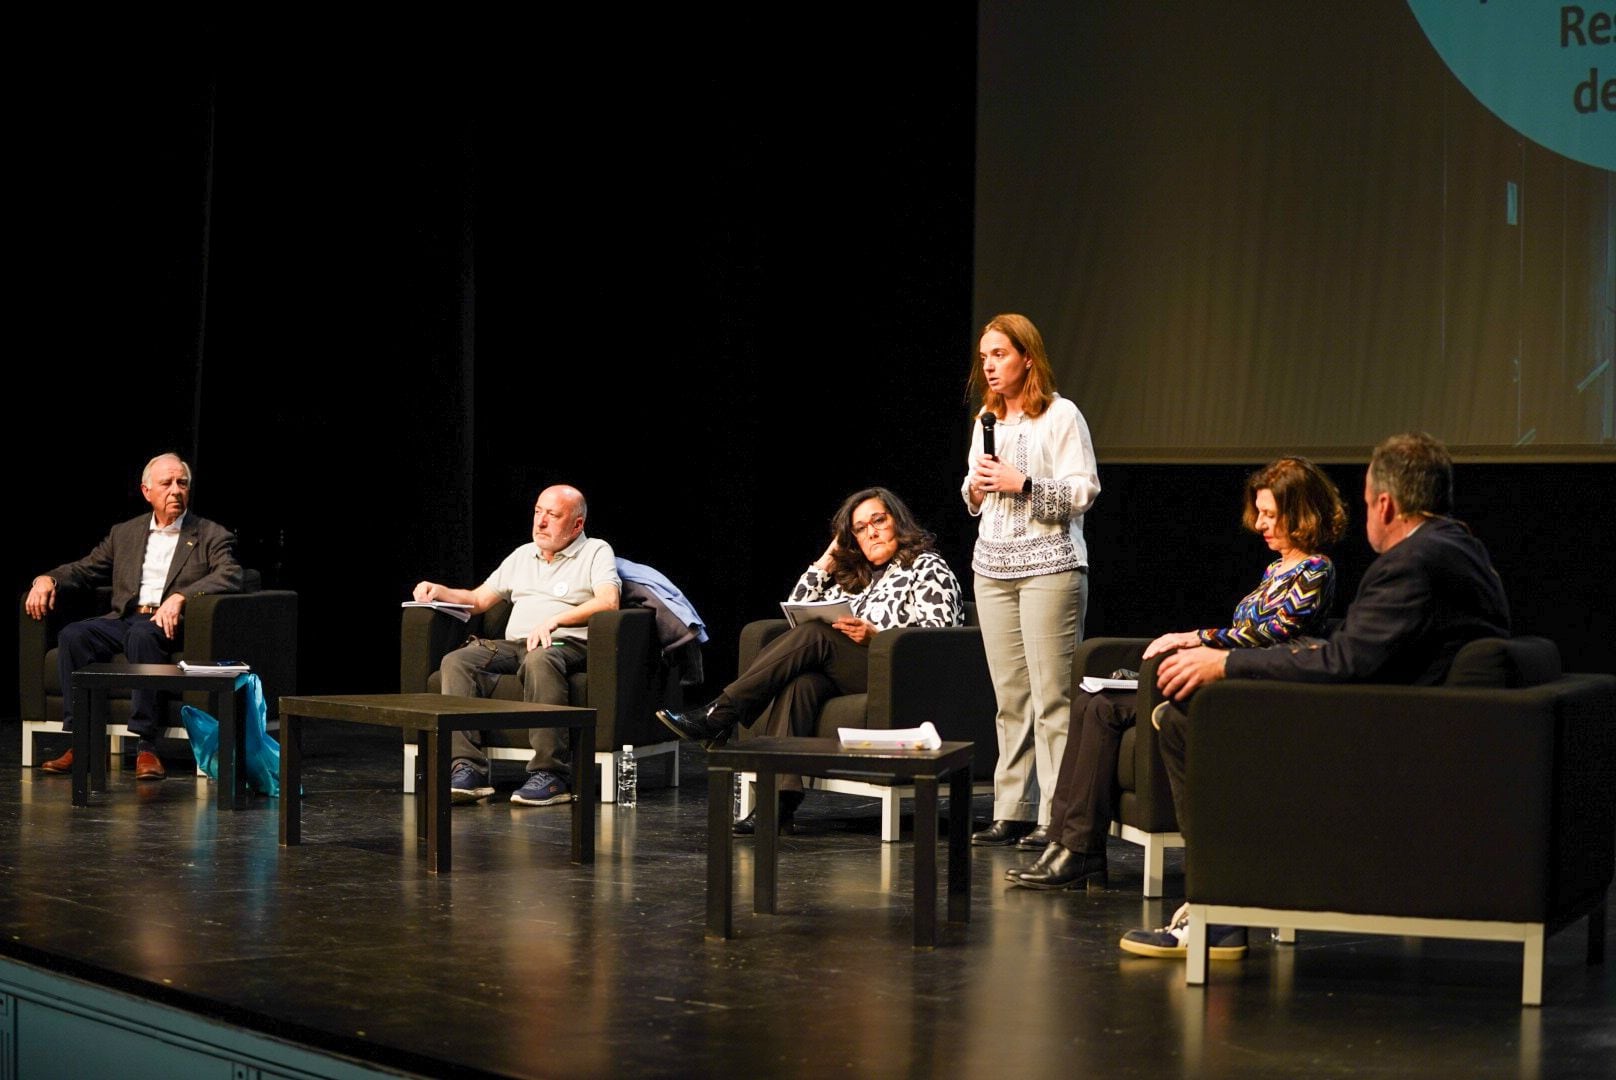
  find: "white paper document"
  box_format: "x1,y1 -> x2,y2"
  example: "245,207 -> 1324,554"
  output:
779,598 -> 854,628
402,601 -> 475,623
1078,676 -> 1139,692
837,721 -> 943,751
179,660 -> 251,676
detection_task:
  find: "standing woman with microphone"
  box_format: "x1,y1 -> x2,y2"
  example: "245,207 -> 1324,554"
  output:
962,313 -> 1101,849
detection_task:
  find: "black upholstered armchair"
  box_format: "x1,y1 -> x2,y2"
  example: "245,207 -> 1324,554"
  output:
1069,637 -> 1182,896
1177,636 -> 1614,1004
732,603 -> 997,840
18,569 -> 299,766
399,602 -> 687,801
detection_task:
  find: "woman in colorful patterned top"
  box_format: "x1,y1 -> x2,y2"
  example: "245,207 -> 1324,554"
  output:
1008,457 -> 1347,893
656,487 -> 964,833
1141,459 -> 1343,658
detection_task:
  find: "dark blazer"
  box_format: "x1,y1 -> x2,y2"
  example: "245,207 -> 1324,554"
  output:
1225,516 -> 1510,686
46,512 -> 243,619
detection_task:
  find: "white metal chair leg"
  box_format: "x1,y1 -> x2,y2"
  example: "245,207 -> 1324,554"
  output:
879,789 -> 901,843
1186,905 -> 1209,984
1521,926 -> 1545,1006
1142,835 -> 1166,898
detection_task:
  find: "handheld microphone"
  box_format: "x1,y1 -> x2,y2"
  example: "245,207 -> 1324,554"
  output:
980,412 -> 996,459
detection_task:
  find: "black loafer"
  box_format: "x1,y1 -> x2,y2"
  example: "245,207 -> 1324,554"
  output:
1015,824 -> 1053,850
1005,841 -> 1062,880
972,819 -> 1035,846
1010,846 -> 1108,890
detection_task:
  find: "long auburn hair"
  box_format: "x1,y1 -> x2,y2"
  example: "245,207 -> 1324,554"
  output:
826,487 -> 936,594
968,313 -> 1058,421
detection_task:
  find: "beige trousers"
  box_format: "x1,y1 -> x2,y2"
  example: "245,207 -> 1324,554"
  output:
974,569 -> 1086,823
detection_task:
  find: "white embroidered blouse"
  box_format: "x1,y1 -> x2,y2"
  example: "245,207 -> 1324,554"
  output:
960,394 -> 1101,580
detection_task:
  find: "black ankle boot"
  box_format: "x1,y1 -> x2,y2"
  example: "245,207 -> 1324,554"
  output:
1010,846 -> 1108,890
655,699 -> 737,748
1005,841 -> 1063,880
734,790 -> 804,836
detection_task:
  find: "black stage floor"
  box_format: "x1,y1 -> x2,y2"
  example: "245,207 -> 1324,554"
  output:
1,720 -> 1612,1079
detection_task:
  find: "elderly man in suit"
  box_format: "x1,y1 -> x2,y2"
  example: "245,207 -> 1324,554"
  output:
25,452 -> 243,780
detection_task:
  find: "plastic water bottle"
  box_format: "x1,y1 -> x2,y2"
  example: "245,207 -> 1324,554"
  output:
616,744 -> 638,807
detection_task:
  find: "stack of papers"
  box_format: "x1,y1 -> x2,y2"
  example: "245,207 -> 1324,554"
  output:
838,722 -> 942,751
780,598 -> 854,628
401,600 -> 474,623
179,660 -> 251,676
1079,675 -> 1138,692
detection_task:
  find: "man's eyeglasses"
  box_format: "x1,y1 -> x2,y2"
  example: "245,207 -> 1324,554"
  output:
852,513 -> 891,539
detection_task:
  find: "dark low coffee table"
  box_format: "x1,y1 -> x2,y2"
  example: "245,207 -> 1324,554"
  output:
71,663 -> 253,810
705,736 -> 973,947
277,693 -> 596,874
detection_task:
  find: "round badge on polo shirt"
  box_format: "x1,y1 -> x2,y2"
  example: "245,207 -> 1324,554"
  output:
553,581 -> 568,596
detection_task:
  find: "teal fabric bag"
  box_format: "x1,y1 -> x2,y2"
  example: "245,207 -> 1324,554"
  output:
179,673 -> 281,796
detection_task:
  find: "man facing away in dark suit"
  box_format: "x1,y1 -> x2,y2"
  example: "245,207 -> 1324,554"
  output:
25,452 -> 243,780
1119,431 -> 1511,959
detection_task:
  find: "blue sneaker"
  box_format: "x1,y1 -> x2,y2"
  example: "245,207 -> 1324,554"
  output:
511,769 -> 570,807
450,762 -> 494,804
1118,903 -> 1248,960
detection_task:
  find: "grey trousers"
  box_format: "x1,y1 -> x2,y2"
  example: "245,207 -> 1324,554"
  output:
440,637 -> 585,777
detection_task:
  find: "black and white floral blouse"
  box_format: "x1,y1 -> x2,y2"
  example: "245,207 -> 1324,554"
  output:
787,551 -> 964,632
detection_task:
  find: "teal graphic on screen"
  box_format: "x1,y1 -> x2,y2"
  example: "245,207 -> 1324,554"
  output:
1407,0 -> 1616,169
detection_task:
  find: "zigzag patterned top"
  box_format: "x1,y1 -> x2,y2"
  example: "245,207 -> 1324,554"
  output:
1197,554 -> 1336,649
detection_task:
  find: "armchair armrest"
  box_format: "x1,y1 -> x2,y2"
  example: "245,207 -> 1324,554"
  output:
185,590 -> 299,716
738,619 -> 791,672
1184,676 -> 1616,925
584,607 -> 657,749
17,586 -> 111,722
865,625 -> 996,746
1073,637 -> 1149,678
737,618 -> 997,749
400,607 -> 486,693
18,596 -> 50,722
1072,636 -> 1179,833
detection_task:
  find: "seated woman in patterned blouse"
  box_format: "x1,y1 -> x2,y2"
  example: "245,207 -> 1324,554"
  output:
1007,456 -> 1347,899
657,486 -> 964,833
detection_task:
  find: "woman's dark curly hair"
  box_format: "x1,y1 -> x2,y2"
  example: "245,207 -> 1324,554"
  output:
826,486 -> 937,593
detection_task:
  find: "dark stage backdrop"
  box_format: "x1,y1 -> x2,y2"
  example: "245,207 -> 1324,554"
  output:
7,9 -> 1613,732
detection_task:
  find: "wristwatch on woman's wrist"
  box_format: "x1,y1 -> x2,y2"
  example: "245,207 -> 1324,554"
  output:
1021,476 -> 1033,494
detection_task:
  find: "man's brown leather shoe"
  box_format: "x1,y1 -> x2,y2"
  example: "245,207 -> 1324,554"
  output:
134,750 -> 167,781
40,748 -> 74,773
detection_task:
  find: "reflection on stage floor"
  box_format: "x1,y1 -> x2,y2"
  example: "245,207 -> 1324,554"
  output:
1,720 -> 1611,1079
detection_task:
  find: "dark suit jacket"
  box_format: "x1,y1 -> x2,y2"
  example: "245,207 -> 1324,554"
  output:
1225,516 -> 1510,686
46,512 -> 243,620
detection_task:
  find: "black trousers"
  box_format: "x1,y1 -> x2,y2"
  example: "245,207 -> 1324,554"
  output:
1047,689 -> 1138,854
57,614 -> 178,737
722,622 -> 869,794
1154,699 -> 1192,840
